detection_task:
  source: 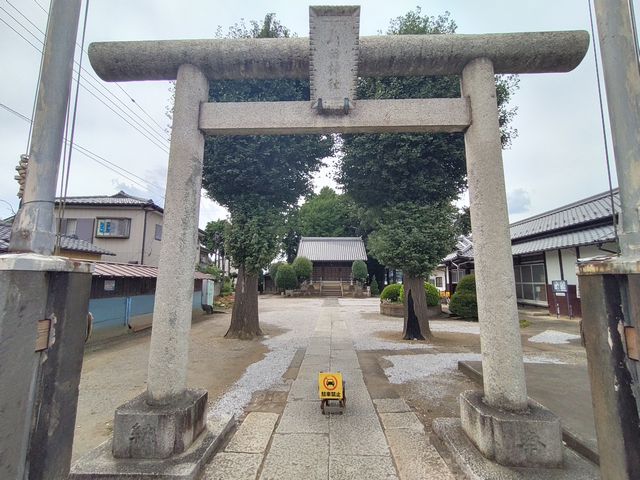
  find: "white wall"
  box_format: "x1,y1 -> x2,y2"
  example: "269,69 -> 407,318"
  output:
545,250 -> 562,283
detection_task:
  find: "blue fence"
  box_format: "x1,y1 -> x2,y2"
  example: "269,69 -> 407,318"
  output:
90,292 -> 202,332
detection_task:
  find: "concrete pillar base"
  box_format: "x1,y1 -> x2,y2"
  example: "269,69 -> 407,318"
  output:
432,417 -> 598,480
459,390 -> 563,468
112,389 -> 208,459
69,415 -> 234,480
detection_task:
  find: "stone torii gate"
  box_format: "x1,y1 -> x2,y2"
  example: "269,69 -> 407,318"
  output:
72,6 -> 589,479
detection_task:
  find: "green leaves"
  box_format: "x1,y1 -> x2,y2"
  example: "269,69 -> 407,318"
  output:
367,202 -> 457,277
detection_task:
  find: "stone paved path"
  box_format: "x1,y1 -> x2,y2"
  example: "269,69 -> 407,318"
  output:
203,299 -> 453,480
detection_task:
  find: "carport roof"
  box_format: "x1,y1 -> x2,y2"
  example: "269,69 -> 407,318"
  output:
297,237 -> 367,262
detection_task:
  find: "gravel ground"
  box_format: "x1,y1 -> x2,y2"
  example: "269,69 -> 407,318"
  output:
208,297 -> 323,420
528,329 -> 581,344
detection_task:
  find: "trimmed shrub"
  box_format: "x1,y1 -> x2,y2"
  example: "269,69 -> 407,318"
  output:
370,277 -> 380,296
275,263 -> 297,291
292,256 -> 313,281
449,293 -> 478,319
398,282 -> 440,307
450,274 -> 477,319
456,274 -> 476,295
380,283 -> 402,303
268,261 -> 285,280
352,260 -> 368,284
424,282 -> 440,307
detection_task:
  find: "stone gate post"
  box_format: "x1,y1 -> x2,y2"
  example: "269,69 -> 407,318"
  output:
146,63 -> 208,405
457,57 -> 563,468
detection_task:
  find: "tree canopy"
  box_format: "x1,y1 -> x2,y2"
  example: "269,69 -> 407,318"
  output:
201,14 -> 334,338
297,187 -> 361,238
367,202 -> 457,278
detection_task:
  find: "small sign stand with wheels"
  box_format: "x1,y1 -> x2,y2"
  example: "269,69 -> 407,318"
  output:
318,372 -> 346,415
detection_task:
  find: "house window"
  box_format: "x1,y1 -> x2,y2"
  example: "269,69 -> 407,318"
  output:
514,263 -> 547,304
96,218 -> 131,238
436,277 -> 443,288
60,218 -> 77,236
154,224 -> 163,241
59,218 -> 94,242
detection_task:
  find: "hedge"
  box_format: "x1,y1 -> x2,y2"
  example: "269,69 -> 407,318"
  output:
380,283 -> 402,303
275,264 -> 297,290
450,274 -> 478,319
292,256 -> 313,281
399,282 -> 440,307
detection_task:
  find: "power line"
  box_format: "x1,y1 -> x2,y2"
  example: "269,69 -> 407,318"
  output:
23,0 -> 169,137
1,3 -> 171,149
1,101 -> 166,200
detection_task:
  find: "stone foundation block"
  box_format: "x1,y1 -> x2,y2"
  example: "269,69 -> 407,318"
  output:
459,390 -> 563,468
112,389 -> 207,459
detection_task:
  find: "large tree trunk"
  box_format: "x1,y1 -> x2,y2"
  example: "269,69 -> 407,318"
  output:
225,264 -> 262,339
402,274 -> 432,340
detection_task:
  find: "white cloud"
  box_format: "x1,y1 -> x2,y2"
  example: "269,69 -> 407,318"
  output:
507,188 -> 531,215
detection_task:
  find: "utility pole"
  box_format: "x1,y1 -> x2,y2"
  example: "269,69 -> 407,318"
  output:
0,1 -> 92,479
579,1 -> 640,479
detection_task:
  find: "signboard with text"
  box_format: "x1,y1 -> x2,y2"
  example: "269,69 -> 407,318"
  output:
552,280 -> 568,293
318,372 -> 343,400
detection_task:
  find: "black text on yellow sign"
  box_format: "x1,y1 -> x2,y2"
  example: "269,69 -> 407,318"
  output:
318,372 -> 343,400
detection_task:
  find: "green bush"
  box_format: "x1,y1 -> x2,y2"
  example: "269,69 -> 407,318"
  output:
352,260 -> 368,284
221,278 -> 233,295
424,282 -> 440,307
456,274 -> 476,295
370,277 -> 380,296
449,292 -> 478,319
269,261 -> 285,280
275,263 -> 297,290
292,256 -> 313,281
399,282 -> 440,307
380,283 -> 402,303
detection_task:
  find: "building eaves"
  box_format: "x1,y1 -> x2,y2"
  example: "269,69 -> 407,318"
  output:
510,189 -> 619,240
55,191 -> 163,213
297,237 -> 368,262
93,261 -> 211,279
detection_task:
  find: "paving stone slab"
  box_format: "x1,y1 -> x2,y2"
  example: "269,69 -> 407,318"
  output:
202,452 -> 262,480
329,454 -> 398,480
330,414 -> 391,456
432,418 -> 599,480
259,433 -> 329,480
374,398 -> 411,413
277,401 -> 329,434
69,417 -> 234,480
385,427 -> 454,480
379,412 -> 425,432
225,412 -> 279,454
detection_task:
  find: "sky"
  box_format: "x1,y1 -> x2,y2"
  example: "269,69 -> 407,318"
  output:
0,0 -> 637,227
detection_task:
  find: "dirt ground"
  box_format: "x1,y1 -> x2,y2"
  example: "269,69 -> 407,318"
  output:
72,296 -> 589,467
72,310 -> 276,461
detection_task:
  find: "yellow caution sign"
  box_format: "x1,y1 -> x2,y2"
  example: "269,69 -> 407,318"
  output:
318,372 -> 343,400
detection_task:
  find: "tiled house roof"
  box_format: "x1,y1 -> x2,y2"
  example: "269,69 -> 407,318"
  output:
297,237 -> 368,262
0,223 -> 115,255
444,189 -> 619,262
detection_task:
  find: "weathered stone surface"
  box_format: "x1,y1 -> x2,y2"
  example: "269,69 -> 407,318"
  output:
112,389 -> 208,459
70,417 -> 234,480
461,57 -> 528,411
202,452 -> 262,480
433,418 -> 599,480
330,414 -> 390,456
459,390 -> 563,468
385,428 -> 454,480
259,433 -> 329,480
276,401 -> 328,434
146,63 -> 208,404
379,412 -> 425,432
225,412 -> 279,454
88,31 -> 589,82
329,454 -> 397,480
373,398 -> 411,413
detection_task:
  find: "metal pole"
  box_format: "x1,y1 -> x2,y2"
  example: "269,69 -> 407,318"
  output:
9,0 -> 82,255
594,0 -> 640,259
